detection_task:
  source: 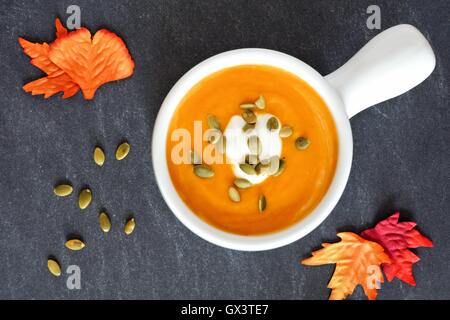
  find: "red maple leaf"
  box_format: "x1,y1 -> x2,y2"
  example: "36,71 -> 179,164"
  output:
361,213 -> 433,285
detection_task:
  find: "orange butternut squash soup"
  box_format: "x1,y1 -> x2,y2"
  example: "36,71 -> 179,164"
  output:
166,65 -> 338,235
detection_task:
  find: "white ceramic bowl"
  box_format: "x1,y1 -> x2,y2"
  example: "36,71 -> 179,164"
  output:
152,24 -> 435,251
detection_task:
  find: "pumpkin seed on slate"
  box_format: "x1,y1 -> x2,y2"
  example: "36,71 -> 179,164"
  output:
206,128 -> 222,144
255,95 -> 266,109
65,239 -> 85,251
240,103 -> 255,110
78,188 -> 92,210
279,126 -> 293,138
47,258 -> 61,277
273,158 -> 286,177
242,110 -> 257,124
295,137 -> 310,150
189,149 -> 201,165
248,136 -> 262,155
258,194 -> 267,212
242,123 -> 255,132
99,211 -> 111,233
234,178 -> 252,189
239,163 -> 257,175
207,115 -> 221,130
266,116 -> 280,131
228,186 -> 241,203
124,218 -> 136,235
193,164 -> 214,178
53,184 -> 73,197
93,146 -> 105,166
116,142 -> 130,160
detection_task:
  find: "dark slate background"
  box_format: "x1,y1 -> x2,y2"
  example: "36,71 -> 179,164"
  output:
0,0 -> 448,300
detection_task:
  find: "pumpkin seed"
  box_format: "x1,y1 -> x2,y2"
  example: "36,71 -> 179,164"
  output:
258,194 -> 266,212
265,156 -> 280,175
193,164 -> 214,178
295,137 -> 310,150
247,136 -> 262,155
47,258 -> 61,277
234,178 -> 252,189
246,154 -> 259,165
93,146 -> 105,166
239,163 -> 257,175
206,128 -> 222,144
99,211 -> 111,233
116,142 -> 130,160
273,158 -> 286,177
255,161 -> 271,175
189,150 -> 201,165
53,184 -> 73,197
78,188 -> 92,210
207,115 -> 221,130
124,218 -> 135,235
266,117 -> 280,131
279,126 -> 293,138
242,110 -> 257,124
65,239 -> 85,251
240,103 -> 255,110
255,95 -> 266,109
228,187 -> 241,202
242,123 -> 255,132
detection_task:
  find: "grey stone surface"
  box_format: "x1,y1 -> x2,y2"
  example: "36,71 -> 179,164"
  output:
0,0 -> 448,300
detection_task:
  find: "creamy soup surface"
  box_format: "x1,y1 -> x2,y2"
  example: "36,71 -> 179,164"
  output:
166,65 -> 338,235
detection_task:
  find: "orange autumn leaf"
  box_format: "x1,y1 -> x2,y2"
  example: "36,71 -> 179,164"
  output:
302,232 -> 390,300
55,18 -> 68,38
48,27 -> 135,99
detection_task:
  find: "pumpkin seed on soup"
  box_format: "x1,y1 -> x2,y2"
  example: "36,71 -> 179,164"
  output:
242,123 -> 255,132
47,258 -> 61,277
228,187 -> 241,202
273,158 -> 286,177
78,188 -> 92,210
279,126 -> 293,138
124,218 -> 136,235
239,163 -> 257,175
258,194 -> 266,212
295,137 -> 310,150
193,164 -> 214,178
99,211 -> 111,233
240,103 -> 255,110
116,142 -> 130,160
93,146 -> 105,166
65,239 -> 85,251
242,110 -> 257,124
234,178 -> 252,189
266,117 -> 279,131
207,115 -> 221,130
206,128 -> 222,144
255,95 -> 266,109
53,184 -> 73,197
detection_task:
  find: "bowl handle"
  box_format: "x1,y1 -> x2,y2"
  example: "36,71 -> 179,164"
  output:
325,24 -> 436,118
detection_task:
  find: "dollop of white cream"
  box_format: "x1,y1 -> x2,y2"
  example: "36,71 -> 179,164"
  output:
223,113 -> 282,184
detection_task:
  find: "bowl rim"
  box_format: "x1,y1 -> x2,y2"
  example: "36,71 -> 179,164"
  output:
152,48 -> 353,251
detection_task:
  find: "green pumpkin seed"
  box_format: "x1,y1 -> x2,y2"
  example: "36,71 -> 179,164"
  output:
78,188 -> 92,210
234,178 -> 252,189
99,211 -> 111,233
207,115 -> 221,130
240,103 -> 255,110
116,142 -> 130,160
242,110 -> 257,124
239,163 -> 257,175
228,187 -> 241,202
258,194 -> 266,212
93,146 -> 105,166
247,136 -> 262,155
295,137 -> 310,150
65,239 -> 85,251
189,150 -> 201,165
53,184 -> 73,197
246,154 -> 259,166
242,123 -> 255,132
124,218 -> 136,235
273,158 -> 286,177
255,95 -> 266,109
47,258 -> 61,277
266,117 -> 280,131
193,164 -> 214,178
255,161 -> 271,175
279,126 -> 293,138
206,128 -> 222,144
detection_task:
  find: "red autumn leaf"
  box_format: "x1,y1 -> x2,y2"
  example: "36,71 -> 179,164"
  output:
361,213 -> 433,285
302,232 -> 390,300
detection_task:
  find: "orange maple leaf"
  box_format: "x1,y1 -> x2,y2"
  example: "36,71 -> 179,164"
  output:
302,232 -> 391,300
